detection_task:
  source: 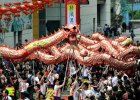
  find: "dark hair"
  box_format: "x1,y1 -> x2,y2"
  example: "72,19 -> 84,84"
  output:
29,70 -> 32,74
103,74 -> 107,79
123,76 -> 127,80
4,90 -> 9,95
68,96 -> 73,100
36,84 -> 40,89
25,39 -> 28,42
54,79 -> 59,85
84,82 -> 89,88
116,91 -> 122,100
128,92 -> 134,99
39,72 -> 44,76
113,86 -> 118,92
90,96 -> 95,100
22,76 -> 27,80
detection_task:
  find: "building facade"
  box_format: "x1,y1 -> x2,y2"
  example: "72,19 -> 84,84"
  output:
45,0 -> 111,36
0,0 -> 33,47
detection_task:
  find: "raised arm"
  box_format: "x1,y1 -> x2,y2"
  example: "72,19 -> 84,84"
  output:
57,77 -> 66,89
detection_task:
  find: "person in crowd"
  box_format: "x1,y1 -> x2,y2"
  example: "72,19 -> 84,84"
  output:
129,22 -> 132,32
54,75 -> 66,100
18,76 -> 29,99
106,25 -> 111,38
70,75 -> 79,100
136,41 -> 140,46
130,30 -> 135,41
5,84 -> 15,100
103,24 -> 108,37
97,25 -> 103,34
25,39 -> 28,44
122,22 -> 127,32
2,89 -> 12,100
34,84 -> 43,100
77,82 -> 94,100
0,59 -> 139,100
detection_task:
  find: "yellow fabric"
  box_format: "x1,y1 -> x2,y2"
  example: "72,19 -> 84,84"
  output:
6,86 -> 15,96
46,88 -> 54,100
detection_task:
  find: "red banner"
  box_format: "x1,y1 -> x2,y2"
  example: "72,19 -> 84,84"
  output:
65,0 -> 80,25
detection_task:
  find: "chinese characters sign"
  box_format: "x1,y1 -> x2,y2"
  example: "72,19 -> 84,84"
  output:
65,0 -> 80,25
67,4 -> 76,25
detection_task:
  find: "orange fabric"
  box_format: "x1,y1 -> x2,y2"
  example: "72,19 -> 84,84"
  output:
45,72 -> 49,76
62,96 -> 68,100
56,90 -> 59,96
71,91 -> 74,96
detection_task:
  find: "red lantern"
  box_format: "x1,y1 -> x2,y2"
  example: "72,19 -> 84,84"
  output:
0,3 -> 2,6
14,2 -> 21,5
36,1 -> 43,5
0,7 -> 8,14
4,3 -> 11,7
26,3 -> 34,9
7,17 -> 12,21
80,0 -> 89,4
14,13 -> 20,17
4,12 -> 12,16
9,3 -> 12,6
4,18 -> 7,20
19,5 -> 27,11
23,1 -> 30,5
10,6 -> 18,13
23,11 -> 30,15
4,17 -> 11,21
44,0 -> 50,4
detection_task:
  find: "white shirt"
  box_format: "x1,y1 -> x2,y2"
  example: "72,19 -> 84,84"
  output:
70,66 -> 76,76
108,76 -> 112,85
40,83 -> 47,95
90,87 -> 100,99
83,68 -> 89,77
18,79 -> 29,92
34,76 -> 39,83
70,81 -> 79,100
54,85 -> 61,97
69,61 -> 76,76
48,76 -> 55,85
81,89 -> 94,99
112,76 -> 118,87
2,96 -> 12,100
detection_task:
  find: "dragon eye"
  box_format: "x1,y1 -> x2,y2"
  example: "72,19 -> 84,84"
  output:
64,28 -> 70,31
73,26 -> 76,30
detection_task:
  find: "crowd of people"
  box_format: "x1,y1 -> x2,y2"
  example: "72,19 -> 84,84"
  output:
97,22 -> 135,41
97,24 -> 119,38
0,58 -> 139,100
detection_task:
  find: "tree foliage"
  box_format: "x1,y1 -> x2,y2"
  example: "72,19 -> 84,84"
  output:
111,0 -> 130,26
133,10 -> 140,19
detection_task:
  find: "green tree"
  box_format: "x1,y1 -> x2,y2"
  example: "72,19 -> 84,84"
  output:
133,11 -> 140,20
111,0 -> 130,26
